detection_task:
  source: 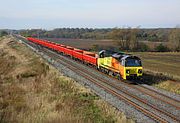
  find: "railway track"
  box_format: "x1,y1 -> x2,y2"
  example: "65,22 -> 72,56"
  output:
88,61 -> 180,109
97,69 -> 180,109
15,36 -> 180,123
132,83 -> 180,109
41,47 -> 179,123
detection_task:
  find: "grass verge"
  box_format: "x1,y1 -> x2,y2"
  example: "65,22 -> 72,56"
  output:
0,36 -> 134,123
132,52 -> 180,94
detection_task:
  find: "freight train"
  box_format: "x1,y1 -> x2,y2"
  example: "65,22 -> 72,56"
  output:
27,37 -> 143,80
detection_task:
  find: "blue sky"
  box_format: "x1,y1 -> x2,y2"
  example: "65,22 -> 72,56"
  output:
0,0 -> 180,29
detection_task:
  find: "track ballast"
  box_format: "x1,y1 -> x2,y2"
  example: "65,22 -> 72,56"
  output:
15,35 -> 180,123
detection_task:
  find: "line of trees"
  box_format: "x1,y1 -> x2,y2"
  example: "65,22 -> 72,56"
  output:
9,27 -> 180,52
0,31 -> 8,37
19,28 -> 112,39
18,28 -> 174,42
110,27 -> 180,52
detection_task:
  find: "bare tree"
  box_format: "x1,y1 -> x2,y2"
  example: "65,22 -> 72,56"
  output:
110,28 -> 125,49
169,26 -> 180,51
129,28 -> 139,50
111,27 -> 139,51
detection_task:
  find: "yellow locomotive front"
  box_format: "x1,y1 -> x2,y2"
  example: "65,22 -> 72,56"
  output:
121,56 -> 143,80
97,50 -> 143,80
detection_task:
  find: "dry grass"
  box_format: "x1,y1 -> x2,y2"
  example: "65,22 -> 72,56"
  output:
134,52 -> 180,79
0,36 -> 133,123
154,80 -> 180,94
133,52 -> 180,94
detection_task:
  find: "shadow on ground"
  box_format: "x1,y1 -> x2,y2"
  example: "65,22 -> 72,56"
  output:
140,72 -> 170,85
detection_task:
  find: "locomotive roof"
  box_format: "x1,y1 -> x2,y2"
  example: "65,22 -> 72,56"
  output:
99,50 -> 140,60
112,52 -> 140,60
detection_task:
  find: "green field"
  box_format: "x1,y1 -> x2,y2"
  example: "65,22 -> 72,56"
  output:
133,52 -> 180,80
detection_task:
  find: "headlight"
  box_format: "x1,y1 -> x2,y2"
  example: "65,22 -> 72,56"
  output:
126,69 -> 130,74
138,69 -> 142,74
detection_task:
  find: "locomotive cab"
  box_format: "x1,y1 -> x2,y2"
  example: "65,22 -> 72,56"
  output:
98,50 -> 143,80
112,53 -> 143,79
123,56 -> 143,79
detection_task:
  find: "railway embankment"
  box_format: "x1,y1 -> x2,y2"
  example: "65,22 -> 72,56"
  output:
17,35 -> 180,123
0,36 -> 133,123
45,38 -> 180,94
133,52 -> 180,94
142,70 -> 180,94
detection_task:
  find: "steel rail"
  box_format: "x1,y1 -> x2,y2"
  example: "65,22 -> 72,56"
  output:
15,37 -> 179,123
42,48 -> 168,123
42,48 -> 179,123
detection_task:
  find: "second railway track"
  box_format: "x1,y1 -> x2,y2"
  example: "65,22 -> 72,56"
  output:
42,47 -> 179,123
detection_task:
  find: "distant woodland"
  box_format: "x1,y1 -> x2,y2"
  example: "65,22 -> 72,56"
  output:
18,28 -> 171,41
1,27 -> 180,51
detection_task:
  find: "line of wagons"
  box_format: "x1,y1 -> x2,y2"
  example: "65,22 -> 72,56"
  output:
27,37 -> 143,80
27,37 -> 98,66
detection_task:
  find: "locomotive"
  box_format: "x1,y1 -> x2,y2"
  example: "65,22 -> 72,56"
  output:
27,37 -> 143,80
98,50 -> 143,80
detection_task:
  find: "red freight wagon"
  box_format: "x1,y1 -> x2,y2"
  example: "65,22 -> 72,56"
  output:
58,45 -> 66,53
41,40 -> 49,47
64,46 -> 74,56
40,40 -> 47,47
52,43 -> 60,51
33,38 -> 41,45
34,39 -> 46,47
83,51 -> 97,66
38,39 -> 45,46
48,42 -> 55,49
48,42 -> 56,50
28,37 -> 36,43
28,38 -> 48,48
55,44 -> 64,53
43,40 -> 52,48
73,49 -> 83,60
27,37 -> 32,42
